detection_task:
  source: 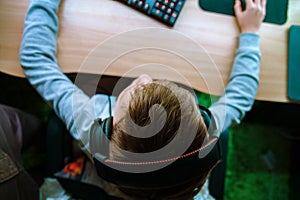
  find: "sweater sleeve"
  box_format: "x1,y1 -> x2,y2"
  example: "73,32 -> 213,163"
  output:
19,0 -> 114,152
209,33 -> 261,135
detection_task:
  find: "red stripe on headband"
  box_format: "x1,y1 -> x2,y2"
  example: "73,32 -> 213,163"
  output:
104,137 -> 218,165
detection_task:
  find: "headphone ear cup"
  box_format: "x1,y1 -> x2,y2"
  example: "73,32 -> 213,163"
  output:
89,120 -> 103,155
198,105 -> 217,136
102,117 -> 113,140
89,117 -> 113,157
200,109 -> 211,131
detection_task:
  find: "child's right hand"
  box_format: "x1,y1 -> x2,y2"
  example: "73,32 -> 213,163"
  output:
234,0 -> 267,34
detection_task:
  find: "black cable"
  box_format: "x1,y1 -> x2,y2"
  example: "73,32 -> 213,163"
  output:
107,95 -> 112,117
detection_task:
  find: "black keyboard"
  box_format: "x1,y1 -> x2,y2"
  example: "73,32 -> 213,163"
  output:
116,0 -> 186,26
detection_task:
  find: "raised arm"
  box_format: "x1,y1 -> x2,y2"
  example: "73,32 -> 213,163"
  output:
209,0 -> 267,133
19,0 -> 113,151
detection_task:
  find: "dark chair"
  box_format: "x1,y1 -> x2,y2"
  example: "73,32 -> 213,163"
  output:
209,130 -> 229,200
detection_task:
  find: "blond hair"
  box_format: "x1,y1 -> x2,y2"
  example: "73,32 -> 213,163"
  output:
111,81 -> 210,199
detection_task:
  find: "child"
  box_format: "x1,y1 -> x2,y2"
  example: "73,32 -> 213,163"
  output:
20,0 -> 266,199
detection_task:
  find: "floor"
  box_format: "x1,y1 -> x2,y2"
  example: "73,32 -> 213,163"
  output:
1,72 -> 299,199
224,101 -> 300,200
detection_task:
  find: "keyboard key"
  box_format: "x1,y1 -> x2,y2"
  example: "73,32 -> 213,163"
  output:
143,4 -> 149,11
163,14 -> 170,21
175,1 -> 183,11
131,0 -> 137,5
169,2 -> 175,8
172,11 -> 178,18
166,8 -> 172,14
151,8 -> 163,18
169,16 -> 176,24
137,1 -> 143,7
161,5 -> 167,11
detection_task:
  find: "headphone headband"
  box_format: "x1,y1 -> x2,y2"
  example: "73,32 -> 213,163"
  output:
89,105 -> 221,189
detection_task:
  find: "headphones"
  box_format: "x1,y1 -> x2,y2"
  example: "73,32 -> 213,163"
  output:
89,105 -> 221,189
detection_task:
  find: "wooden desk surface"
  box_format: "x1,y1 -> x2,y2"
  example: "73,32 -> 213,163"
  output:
0,0 -> 299,103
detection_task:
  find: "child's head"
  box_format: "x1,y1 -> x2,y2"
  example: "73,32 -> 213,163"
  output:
107,74 -> 213,199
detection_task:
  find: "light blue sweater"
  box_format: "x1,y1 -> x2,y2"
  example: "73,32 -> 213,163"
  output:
20,0 -> 260,153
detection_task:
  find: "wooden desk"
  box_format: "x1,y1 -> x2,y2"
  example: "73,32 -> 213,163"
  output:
0,0 -> 299,102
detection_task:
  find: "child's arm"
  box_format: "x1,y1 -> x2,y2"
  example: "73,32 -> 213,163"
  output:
19,0 -> 113,151
209,0 -> 267,133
